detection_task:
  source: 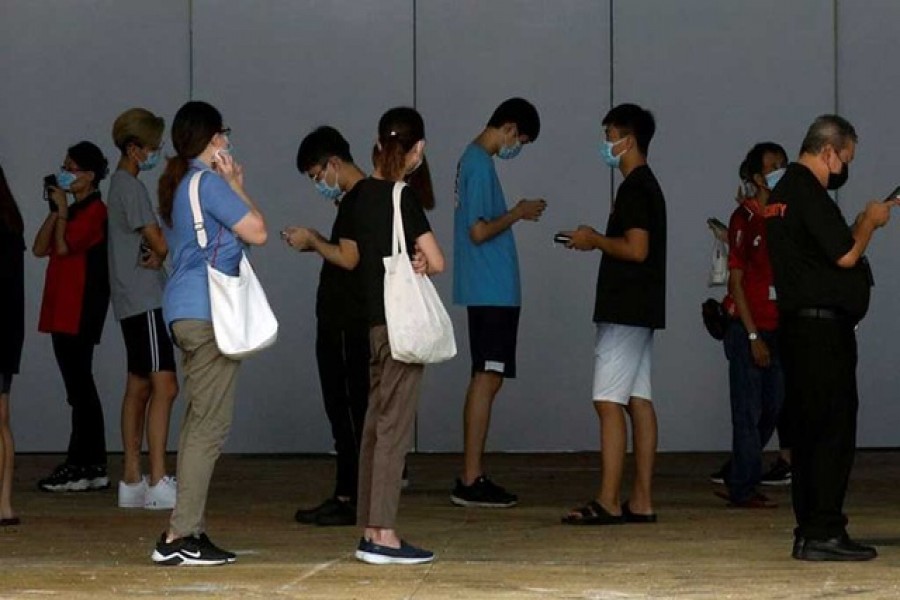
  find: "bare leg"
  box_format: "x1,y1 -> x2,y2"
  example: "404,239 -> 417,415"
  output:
146,371 -> 178,485
626,396 -> 657,515
462,372 -> 503,484
120,374 -> 151,484
595,400 -> 627,516
0,393 -> 14,519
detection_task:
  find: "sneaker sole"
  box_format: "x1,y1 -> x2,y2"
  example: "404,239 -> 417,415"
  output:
151,550 -> 228,566
144,501 -> 176,511
118,499 -> 146,508
40,479 -> 91,492
760,479 -> 792,486
450,495 -> 517,508
354,550 -> 433,565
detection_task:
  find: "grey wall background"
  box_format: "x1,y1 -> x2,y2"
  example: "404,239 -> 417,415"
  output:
2,0 -> 899,454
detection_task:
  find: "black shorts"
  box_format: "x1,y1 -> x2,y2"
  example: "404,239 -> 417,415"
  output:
0,373 -> 12,395
120,308 -> 176,375
467,306 -> 520,379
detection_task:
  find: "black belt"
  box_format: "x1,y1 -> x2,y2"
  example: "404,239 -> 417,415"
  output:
795,307 -> 844,320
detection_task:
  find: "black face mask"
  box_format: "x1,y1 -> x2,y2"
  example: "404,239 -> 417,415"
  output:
827,161 -> 849,191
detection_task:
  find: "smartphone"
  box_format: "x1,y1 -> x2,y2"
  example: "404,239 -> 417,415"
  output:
553,233 -> 571,244
884,185 -> 900,202
43,174 -> 58,211
42,174 -> 57,199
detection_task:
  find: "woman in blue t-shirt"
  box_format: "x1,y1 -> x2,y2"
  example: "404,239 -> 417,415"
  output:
150,101 -> 267,567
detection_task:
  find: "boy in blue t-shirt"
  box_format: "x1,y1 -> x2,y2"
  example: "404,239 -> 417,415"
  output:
451,98 -> 545,508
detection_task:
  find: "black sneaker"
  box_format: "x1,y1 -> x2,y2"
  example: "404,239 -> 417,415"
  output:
38,463 -> 109,492
450,475 -> 518,508
760,458 -> 792,486
355,537 -> 434,565
198,533 -> 236,563
315,499 -> 356,527
295,497 -> 343,524
151,533 -> 230,566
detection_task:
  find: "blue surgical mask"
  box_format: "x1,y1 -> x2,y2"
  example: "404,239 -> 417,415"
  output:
764,167 -> 785,190
139,149 -> 161,171
314,164 -> 342,200
598,138 -> 627,168
56,169 -> 77,190
497,140 -> 522,160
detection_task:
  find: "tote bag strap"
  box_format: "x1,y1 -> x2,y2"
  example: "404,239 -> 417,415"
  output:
391,181 -> 409,258
188,170 -> 209,249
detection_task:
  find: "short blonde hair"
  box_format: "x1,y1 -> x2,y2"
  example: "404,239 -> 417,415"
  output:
112,108 -> 165,153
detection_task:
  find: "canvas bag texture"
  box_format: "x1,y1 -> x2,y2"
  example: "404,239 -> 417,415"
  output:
382,182 -> 456,364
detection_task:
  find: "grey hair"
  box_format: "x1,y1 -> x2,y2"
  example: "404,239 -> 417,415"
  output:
800,114 -> 858,155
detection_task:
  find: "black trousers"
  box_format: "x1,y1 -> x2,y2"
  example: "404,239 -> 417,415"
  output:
780,315 -> 858,541
51,332 -> 107,466
316,320 -> 370,500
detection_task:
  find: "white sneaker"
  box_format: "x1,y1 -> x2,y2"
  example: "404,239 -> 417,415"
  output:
118,476 -> 148,508
145,476 -> 177,510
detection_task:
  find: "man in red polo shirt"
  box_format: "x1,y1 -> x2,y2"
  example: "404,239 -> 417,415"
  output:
717,142 -> 788,508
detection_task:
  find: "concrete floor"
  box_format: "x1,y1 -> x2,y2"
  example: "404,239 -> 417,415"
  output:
1,451 -> 900,599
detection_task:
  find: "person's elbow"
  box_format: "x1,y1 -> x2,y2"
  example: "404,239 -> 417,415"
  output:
233,213 -> 268,246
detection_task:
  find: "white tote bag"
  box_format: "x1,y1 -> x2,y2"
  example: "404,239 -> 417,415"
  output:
188,171 -> 278,359
382,182 -> 456,364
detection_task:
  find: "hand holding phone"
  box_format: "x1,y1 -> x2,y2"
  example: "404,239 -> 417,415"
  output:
553,233 -> 571,245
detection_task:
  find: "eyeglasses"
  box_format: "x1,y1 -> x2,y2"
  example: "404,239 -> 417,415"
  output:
219,127 -> 232,136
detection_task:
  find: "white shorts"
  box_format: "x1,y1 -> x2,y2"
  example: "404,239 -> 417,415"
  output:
592,323 -> 654,405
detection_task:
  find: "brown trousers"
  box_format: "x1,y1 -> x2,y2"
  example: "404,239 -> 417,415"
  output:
169,320 -> 240,537
357,325 -> 423,529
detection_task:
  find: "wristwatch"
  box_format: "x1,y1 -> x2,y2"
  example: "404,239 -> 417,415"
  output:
748,332 -> 759,341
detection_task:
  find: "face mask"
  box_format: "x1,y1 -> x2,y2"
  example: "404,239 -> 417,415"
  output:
498,140 -> 522,160
827,161 -> 849,191
599,138 -> 627,168
764,168 -> 785,190
139,149 -> 161,171
314,164 -> 342,200
56,169 -> 77,191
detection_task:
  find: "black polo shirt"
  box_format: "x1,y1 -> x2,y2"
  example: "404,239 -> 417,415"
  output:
593,165 -> 667,329
765,162 -> 871,321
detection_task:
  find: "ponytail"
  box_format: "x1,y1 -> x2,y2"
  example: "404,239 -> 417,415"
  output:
157,100 -> 223,227
405,156 -> 434,211
373,106 -> 434,210
158,155 -> 189,227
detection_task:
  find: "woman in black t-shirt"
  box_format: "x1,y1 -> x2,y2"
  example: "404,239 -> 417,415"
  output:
337,107 -> 445,565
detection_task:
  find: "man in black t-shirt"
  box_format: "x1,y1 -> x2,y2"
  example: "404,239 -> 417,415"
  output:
283,126 -> 368,527
559,104 -> 666,526
767,115 -> 894,561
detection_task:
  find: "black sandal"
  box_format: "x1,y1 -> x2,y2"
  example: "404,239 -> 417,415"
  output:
561,500 -> 624,525
621,501 -> 658,523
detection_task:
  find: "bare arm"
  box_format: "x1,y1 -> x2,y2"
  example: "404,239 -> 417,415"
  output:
564,225 -> 649,262
140,223 -> 168,259
32,213 -> 58,257
215,153 -> 268,246
469,198 -> 546,244
728,268 -> 771,367
414,232 -> 444,275
837,202 -> 891,268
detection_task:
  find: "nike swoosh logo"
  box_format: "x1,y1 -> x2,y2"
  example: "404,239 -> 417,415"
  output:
181,550 -> 201,559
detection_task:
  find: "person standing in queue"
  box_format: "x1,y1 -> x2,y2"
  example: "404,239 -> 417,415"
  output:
766,114 -> 894,561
